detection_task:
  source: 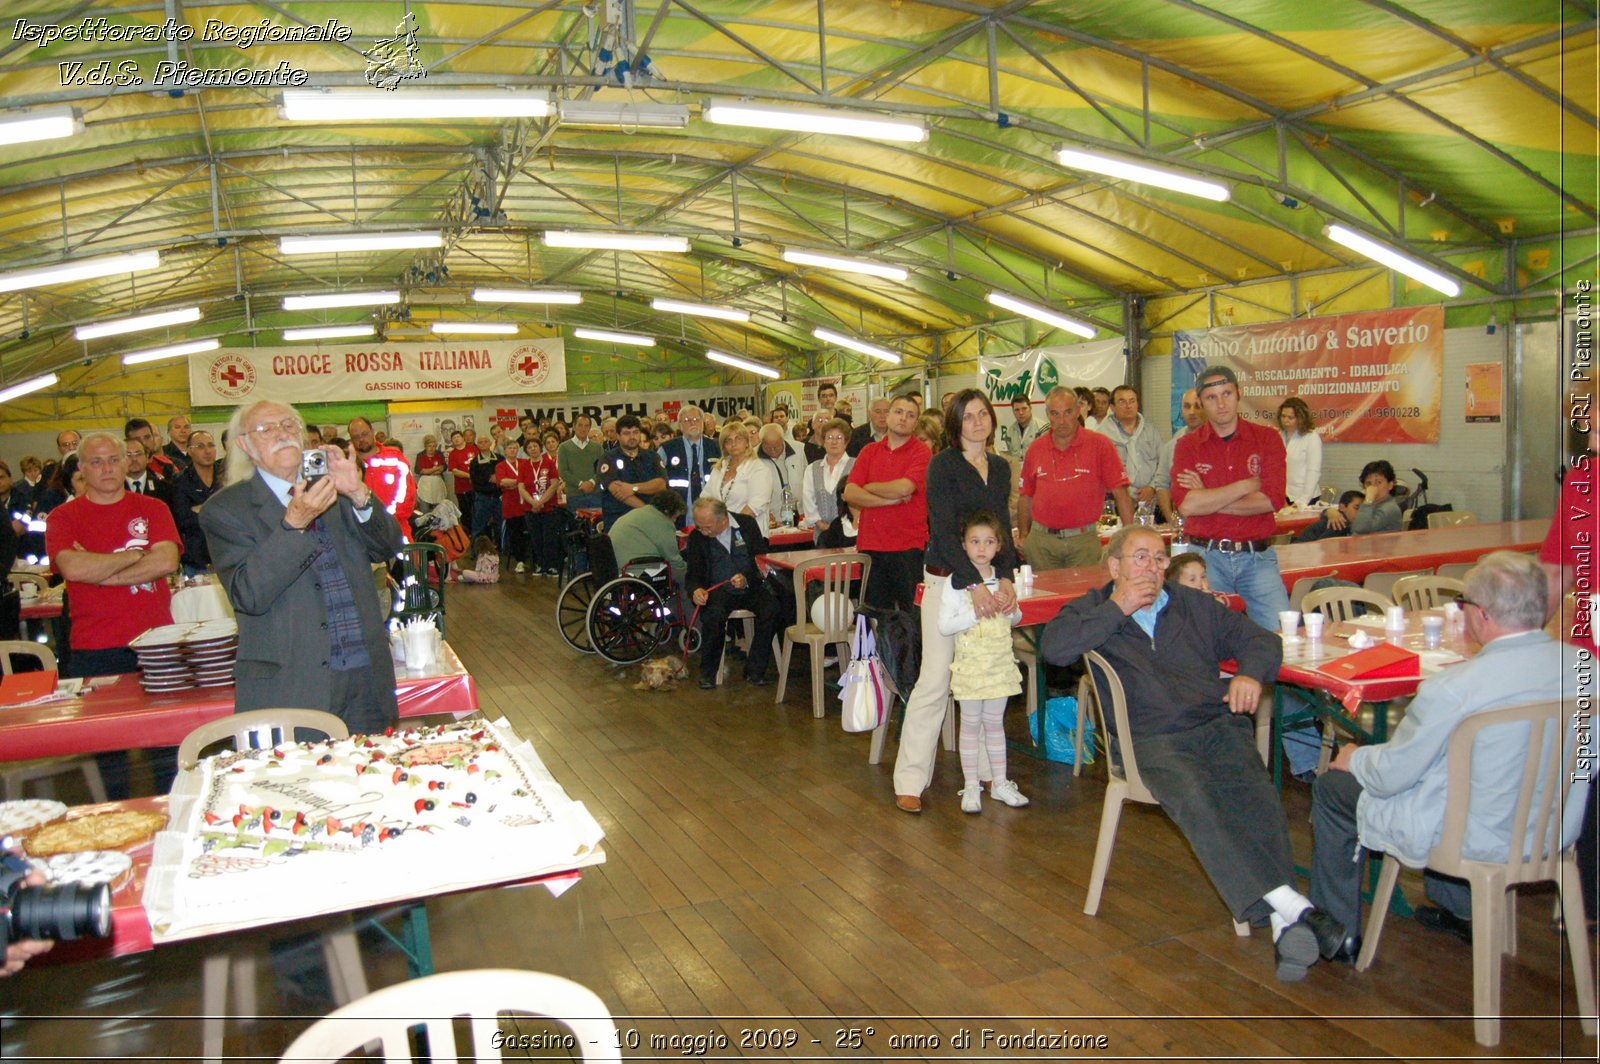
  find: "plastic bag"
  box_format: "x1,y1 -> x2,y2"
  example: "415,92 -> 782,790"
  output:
1028,695 -> 1095,765
839,614 -> 890,733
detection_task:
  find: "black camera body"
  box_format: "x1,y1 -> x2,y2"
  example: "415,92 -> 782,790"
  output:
300,447 -> 329,488
1,840 -> 112,944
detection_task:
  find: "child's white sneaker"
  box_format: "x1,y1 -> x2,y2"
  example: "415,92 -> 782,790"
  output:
959,786 -> 983,814
989,778 -> 1029,807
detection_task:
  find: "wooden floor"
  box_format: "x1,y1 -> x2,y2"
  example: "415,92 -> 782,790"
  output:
4,574 -> 1596,1061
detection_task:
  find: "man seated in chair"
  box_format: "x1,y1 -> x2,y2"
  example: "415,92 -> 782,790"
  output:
1041,526 -> 1348,981
685,497 -> 779,691
1308,551 -> 1591,953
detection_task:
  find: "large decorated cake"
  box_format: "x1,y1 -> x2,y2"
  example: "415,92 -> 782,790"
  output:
144,718 -> 604,938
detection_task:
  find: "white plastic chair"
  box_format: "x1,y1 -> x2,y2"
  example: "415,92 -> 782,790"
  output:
1355,700 -> 1597,1046
170,582 -> 235,622
1302,586 -> 1395,623
179,709 -> 363,1062
1080,652 -> 1250,937
1389,574 -> 1466,613
279,968 -> 621,1062
1364,568 -> 1430,601
0,642 -> 106,803
773,552 -> 870,717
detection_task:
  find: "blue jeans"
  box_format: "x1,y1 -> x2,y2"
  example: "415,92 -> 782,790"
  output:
470,493 -> 501,542
1199,545 -> 1289,632
566,491 -> 602,511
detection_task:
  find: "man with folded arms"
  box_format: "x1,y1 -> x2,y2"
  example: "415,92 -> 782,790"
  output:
843,395 -> 930,610
1043,525 -> 1345,979
1018,386 -> 1133,571
1171,364 -> 1291,631
1308,551 -> 1591,954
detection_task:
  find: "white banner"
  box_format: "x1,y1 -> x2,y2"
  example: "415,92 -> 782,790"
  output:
188,339 -> 567,406
979,338 -> 1127,452
480,386 -> 759,433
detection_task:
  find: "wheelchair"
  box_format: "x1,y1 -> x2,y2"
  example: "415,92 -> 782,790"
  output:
554,530 -> 701,666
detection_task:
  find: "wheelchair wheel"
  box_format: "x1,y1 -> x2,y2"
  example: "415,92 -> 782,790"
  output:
555,573 -> 597,653
676,624 -> 702,655
586,577 -> 671,666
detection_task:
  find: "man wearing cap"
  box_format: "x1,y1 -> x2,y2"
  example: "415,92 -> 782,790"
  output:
1018,386 -> 1134,571
1171,365 -> 1290,630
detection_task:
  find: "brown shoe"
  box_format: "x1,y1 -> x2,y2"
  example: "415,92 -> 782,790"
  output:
894,794 -> 922,814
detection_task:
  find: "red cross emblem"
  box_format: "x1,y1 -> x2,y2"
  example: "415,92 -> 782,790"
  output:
507,344 -> 552,389
209,354 -> 256,399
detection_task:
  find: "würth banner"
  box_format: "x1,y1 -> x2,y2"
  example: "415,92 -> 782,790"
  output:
1171,305 -> 1444,444
188,339 -> 566,406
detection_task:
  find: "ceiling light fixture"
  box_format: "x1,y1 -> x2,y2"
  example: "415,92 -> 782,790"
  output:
280,232 -> 441,255
1324,223 -> 1462,297
0,250 -> 161,294
704,98 -> 928,143
812,327 -> 902,364
706,350 -> 780,380
1055,146 -> 1231,202
985,291 -> 1096,339
0,373 -> 59,405
574,327 -> 655,346
471,288 -> 583,305
281,291 -> 401,311
121,338 -> 220,367
281,90 -> 552,121
282,325 -> 376,341
542,231 -> 689,252
74,305 -> 201,341
0,106 -> 81,146
558,99 -> 690,128
431,322 -> 518,335
782,249 -> 908,282
651,298 -> 749,323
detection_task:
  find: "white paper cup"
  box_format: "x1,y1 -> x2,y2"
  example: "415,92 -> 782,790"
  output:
1422,615 -> 1444,648
1303,613 -> 1324,640
1278,610 -> 1300,637
1385,605 -> 1407,630
405,628 -> 437,669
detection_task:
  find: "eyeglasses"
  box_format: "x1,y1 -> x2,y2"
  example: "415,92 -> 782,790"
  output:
1454,595 -> 1479,610
1123,549 -> 1169,567
249,418 -> 299,437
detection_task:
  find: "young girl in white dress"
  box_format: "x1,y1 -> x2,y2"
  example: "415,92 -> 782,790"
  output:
938,510 -> 1027,814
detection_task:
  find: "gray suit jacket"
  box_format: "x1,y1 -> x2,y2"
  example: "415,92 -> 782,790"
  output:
200,472 -> 402,719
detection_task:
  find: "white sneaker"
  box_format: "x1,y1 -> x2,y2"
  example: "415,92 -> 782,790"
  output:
514,562 -> 527,574
988,778 -> 1030,808
959,786 -> 982,814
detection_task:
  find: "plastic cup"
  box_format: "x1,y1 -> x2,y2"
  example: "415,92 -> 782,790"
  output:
1278,610 -> 1300,638
1303,613 -> 1324,640
405,628 -> 437,670
1422,615 -> 1444,648
1385,605 -> 1407,630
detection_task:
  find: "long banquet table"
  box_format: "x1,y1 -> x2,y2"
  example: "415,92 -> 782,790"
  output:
0,641 -> 478,762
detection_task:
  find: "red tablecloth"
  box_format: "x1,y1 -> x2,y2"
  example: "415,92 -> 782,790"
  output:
1277,613 -> 1472,713
20,599 -> 62,621
0,643 -> 478,762
759,548 -> 865,583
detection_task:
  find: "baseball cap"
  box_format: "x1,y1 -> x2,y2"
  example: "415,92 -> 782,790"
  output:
1194,364 -> 1238,395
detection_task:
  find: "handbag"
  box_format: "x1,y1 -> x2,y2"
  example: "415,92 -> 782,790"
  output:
839,614 -> 891,733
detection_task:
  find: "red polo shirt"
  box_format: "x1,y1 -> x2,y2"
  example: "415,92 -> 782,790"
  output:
446,446 -> 474,495
1019,427 -> 1128,530
1540,457 -> 1599,647
1171,418 -> 1286,542
847,435 -> 931,551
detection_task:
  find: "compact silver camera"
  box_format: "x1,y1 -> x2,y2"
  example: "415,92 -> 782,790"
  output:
300,448 -> 329,487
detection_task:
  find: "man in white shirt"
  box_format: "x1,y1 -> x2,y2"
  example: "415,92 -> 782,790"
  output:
1098,386 -> 1162,510
758,424 -> 806,526
1004,396 -> 1044,460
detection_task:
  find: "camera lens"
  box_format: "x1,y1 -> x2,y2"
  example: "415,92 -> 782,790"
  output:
6,881 -> 112,942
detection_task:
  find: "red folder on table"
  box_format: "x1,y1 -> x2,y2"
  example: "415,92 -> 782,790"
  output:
0,669 -> 57,704
1321,644 -> 1419,682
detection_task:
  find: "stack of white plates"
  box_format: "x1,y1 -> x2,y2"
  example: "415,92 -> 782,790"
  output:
183,619 -> 238,688
129,620 -> 239,692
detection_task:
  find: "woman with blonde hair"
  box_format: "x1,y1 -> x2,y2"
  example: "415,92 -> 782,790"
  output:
913,412 -> 945,453
701,422 -> 775,527
1278,397 -> 1322,506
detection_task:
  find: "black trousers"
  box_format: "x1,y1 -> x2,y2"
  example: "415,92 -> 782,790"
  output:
528,510 -> 563,573
697,584 -> 781,681
329,662 -> 399,736
863,548 -> 925,612
65,646 -> 178,800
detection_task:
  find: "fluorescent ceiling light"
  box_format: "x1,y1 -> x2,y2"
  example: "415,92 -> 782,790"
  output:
280,232 -> 441,255
651,298 -> 749,323
0,106 -> 81,146
558,99 -> 690,128
574,327 -> 655,346
281,291 -> 400,311
472,288 -> 583,305
0,373 -> 58,405
121,338 -> 220,367
704,98 -> 927,143
431,322 -> 518,335
1325,223 -> 1462,298
813,327 -> 901,365
283,325 -> 375,341
985,291 -> 1096,339
282,90 -> 552,121
1055,146 -> 1231,203
706,350 -> 780,380
782,249 -> 908,282
542,231 -> 689,253
74,305 -> 201,341
0,250 -> 161,294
